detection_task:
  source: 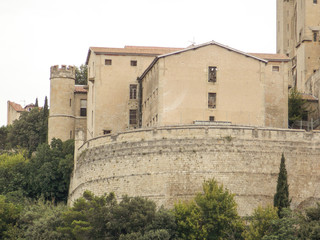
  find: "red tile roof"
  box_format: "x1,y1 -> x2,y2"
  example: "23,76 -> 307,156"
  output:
75,85 -> 87,93
8,101 -> 25,112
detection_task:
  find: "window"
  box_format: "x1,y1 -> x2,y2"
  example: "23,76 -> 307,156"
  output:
313,31 -> 318,42
80,99 -> 87,116
130,60 -> 137,66
209,116 -> 215,122
103,130 -> 111,135
272,66 -> 280,72
130,84 -> 137,99
208,66 -> 217,82
129,110 -> 137,125
105,59 -> 112,65
208,93 -> 216,108
69,98 -> 72,107
314,0 -> 317,4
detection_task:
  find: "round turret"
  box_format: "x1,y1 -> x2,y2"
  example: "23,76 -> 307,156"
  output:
48,65 -> 76,142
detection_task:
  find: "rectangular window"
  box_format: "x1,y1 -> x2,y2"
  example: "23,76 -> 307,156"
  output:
209,116 -> 215,122
80,99 -> 87,116
208,93 -> 216,108
103,130 -> 111,135
314,0 -> 317,4
129,84 -> 137,99
208,66 -> 217,82
129,110 -> 137,125
272,66 -> 280,72
105,59 -> 112,65
130,60 -> 137,66
313,32 -> 318,42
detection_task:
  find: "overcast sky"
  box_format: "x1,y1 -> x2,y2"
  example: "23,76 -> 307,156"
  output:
0,0 -> 277,127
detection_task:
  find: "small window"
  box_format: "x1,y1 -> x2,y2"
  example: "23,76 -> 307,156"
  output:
314,0 -> 317,4
313,31 -> 318,42
272,66 -> 280,72
208,93 -> 216,108
129,109 -> 137,125
105,59 -> 112,65
209,116 -> 215,122
80,99 -> 87,116
103,130 -> 111,135
208,66 -> 217,82
130,60 -> 137,66
130,84 -> 137,99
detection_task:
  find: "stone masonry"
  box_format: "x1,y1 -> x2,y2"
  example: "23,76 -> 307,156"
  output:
69,125 -> 320,216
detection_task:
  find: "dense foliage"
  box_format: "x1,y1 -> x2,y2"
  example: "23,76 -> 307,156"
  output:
174,179 -> 244,239
0,139 -> 74,203
288,88 -> 308,126
2,98 -> 49,155
58,191 -> 177,240
75,64 -> 88,85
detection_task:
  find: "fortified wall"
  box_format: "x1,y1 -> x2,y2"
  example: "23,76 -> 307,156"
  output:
69,125 -> 320,216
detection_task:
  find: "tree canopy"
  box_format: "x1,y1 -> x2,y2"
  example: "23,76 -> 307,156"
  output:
174,179 -> 244,240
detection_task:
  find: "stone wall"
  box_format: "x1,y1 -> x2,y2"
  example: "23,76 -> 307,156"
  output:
69,125 -> 320,216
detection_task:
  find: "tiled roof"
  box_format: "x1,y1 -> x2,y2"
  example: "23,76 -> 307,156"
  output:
90,46 -> 183,55
301,93 -> 318,101
86,45 -> 183,64
75,85 -> 87,93
249,53 -> 291,62
8,101 -> 25,112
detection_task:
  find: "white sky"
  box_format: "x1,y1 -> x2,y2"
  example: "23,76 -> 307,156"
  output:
0,0 -> 277,127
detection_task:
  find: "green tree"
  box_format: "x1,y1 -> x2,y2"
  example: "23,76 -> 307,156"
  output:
5,199 -> 68,240
0,152 -> 29,198
174,179 -> 244,240
28,139 -> 74,202
262,208 -> 298,240
58,191 -> 117,239
75,64 -> 88,85
0,126 -> 8,150
59,191 -> 176,240
243,205 -> 278,240
288,88 -> 308,126
0,195 -> 21,239
298,202 -> 320,240
274,154 -> 290,216
6,107 -> 48,154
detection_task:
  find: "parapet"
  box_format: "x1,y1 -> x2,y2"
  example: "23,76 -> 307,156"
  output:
50,65 -> 75,79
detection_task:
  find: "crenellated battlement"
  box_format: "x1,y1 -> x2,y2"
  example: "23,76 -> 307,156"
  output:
50,65 -> 75,79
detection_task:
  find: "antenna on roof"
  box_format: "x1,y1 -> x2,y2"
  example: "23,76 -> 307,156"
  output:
188,37 -> 196,47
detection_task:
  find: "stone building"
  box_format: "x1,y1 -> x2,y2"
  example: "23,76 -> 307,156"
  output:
48,65 -> 87,148
7,101 -> 36,125
48,42 -> 290,143
140,42 -> 289,129
85,46 -> 182,139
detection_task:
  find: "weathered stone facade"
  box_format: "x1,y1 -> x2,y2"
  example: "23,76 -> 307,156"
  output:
69,125 -> 320,216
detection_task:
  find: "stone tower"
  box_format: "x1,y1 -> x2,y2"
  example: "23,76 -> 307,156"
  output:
277,0 -> 320,91
48,65 -> 76,142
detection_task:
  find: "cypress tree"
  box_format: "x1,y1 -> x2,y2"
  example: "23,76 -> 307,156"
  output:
35,98 -> 38,107
274,153 -> 290,216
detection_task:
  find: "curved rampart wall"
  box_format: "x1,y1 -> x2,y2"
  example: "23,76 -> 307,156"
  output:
69,125 -> 320,216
